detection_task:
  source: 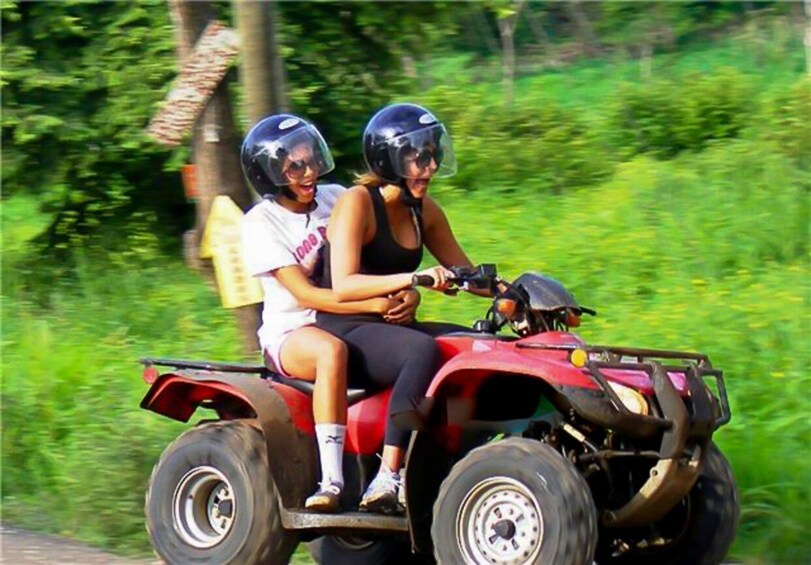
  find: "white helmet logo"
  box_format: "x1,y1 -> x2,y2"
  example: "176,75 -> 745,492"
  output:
418,113 -> 437,125
279,117 -> 300,130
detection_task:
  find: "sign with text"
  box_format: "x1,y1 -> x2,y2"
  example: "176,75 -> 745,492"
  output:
200,196 -> 263,309
147,21 -> 239,147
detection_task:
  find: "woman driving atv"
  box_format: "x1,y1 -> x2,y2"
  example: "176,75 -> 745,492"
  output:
316,103 -> 483,514
240,114 -> 417,513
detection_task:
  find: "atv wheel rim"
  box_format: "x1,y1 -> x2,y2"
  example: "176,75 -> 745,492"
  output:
456,476 -> 544,565
172,465 -> 236,549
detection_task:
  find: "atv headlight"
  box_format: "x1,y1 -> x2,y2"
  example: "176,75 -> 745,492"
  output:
608,381 -> 649,416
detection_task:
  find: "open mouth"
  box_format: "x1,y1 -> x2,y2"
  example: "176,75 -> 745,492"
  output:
412,178 -> 430,192
297,182 -> 316,197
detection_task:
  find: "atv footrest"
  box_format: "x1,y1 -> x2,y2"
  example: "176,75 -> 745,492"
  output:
280,508 -> 408,533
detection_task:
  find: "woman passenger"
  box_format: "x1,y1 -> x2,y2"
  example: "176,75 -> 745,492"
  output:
241,114 -> 409,513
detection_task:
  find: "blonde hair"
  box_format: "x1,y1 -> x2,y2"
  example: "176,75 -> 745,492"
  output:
354,171 -> 385,189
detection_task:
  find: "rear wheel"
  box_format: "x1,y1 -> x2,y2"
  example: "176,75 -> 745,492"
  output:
145,420 -> 298,564
307,535 -> 433,564
432,437 -> 597,565
597,443 -> 740,565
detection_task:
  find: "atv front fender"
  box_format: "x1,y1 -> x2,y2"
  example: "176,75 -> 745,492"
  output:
141,371 -> 316,509
426,349 -> 597,398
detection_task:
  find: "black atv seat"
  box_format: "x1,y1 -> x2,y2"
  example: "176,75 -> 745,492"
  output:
261,352 -> 371,404
272,373 -> 370,405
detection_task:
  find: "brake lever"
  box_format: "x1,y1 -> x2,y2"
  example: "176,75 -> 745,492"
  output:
444,276 -> 464,296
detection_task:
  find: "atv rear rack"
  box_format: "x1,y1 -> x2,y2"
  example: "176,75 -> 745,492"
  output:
139,357 -> 269,374
139,357 -> 370,403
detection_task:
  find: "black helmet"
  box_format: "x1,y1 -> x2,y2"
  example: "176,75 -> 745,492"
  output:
362,103 -> 456,183
241,114 -> 334,195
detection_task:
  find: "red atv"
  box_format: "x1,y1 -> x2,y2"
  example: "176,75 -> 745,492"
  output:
140,265 -> 738,565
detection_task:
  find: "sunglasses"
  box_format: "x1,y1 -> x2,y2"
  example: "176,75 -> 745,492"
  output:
405,147 -> 444,169
283,158 -> 317,179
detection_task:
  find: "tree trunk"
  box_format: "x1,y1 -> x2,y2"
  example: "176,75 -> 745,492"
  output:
565,0 -> 601,57
498,14 -> 517,107
805,0 -> 811,77
234,0 -> 287,123
169,0 -> 260,355
475,5 -> 501,56
640,42 -> 653,80
497,1 -> 525,107
525,5 -> 561,68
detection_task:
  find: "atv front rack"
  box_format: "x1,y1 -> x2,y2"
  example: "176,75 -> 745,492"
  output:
517,343 -> 731,434
519,343 -> 731,528
588,346 -> 729,427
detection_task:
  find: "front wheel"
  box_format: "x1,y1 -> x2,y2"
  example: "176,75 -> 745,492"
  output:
432,437 -> 598,565
597,443 -> 740,565
145,420 -> 298,564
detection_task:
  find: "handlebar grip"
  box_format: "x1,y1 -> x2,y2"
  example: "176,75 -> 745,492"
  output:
412,274 -> 435,287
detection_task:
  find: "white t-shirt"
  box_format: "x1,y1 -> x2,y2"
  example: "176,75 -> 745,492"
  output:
242,183 -> 344,351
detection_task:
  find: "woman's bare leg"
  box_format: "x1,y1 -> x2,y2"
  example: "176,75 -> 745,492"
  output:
279,327 -> 348,424
381,445 -> 404,473
278,327 -> 348,511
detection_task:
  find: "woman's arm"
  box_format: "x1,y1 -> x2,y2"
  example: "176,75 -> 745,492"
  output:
327,188 -> 414,301
274,264 -> 394,314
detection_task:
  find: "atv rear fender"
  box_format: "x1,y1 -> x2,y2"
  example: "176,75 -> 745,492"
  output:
140,370 -> 317,510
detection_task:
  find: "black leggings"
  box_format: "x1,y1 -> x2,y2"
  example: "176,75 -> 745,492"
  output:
316,313 -> 466,448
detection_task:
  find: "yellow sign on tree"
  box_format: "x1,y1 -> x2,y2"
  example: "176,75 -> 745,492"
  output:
200,196 -> 264,308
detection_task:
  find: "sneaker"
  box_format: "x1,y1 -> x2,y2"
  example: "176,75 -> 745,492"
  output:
305,482 -> 342,513
359,463 -> 403,515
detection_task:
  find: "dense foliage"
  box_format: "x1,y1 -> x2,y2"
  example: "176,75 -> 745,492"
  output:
2,2 -> 809,563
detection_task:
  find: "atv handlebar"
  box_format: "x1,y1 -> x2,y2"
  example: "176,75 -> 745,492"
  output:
412,274 -> 437,287
411,264 -> 499,293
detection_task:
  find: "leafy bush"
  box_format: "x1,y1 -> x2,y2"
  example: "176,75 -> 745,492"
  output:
416,84 -> 614,195
757,77 -> 811,168
610,68 -> 755,158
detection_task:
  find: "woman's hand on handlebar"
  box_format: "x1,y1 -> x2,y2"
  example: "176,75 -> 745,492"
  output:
414,265 -> 455,292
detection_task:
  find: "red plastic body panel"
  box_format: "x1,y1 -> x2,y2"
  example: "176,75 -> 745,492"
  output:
269,382 -> 316,435
269,381 -> 391,455
144,373 -> 390,456
599,368 -> 689,395
432,331 -> 689,396
143,376 -> 257,422
346,389 -> 392,455
429,331 -> 595,398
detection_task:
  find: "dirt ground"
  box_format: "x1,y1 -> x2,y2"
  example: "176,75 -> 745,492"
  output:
0,524 -> 160,565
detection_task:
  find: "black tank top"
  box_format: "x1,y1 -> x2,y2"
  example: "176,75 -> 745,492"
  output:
320,186 -> 424,288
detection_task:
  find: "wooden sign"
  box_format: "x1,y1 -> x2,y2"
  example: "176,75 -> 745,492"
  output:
200,196 -> 264,309
147,21 -> 239,146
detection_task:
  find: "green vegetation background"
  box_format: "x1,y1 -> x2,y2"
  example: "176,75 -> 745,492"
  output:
2,3 -> 809,563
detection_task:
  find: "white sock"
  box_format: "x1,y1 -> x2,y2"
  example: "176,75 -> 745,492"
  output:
315,423 -> 346,488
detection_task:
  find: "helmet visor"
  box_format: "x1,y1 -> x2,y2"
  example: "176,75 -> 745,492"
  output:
255,125 -> 335,186
388,124 -> 457,180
